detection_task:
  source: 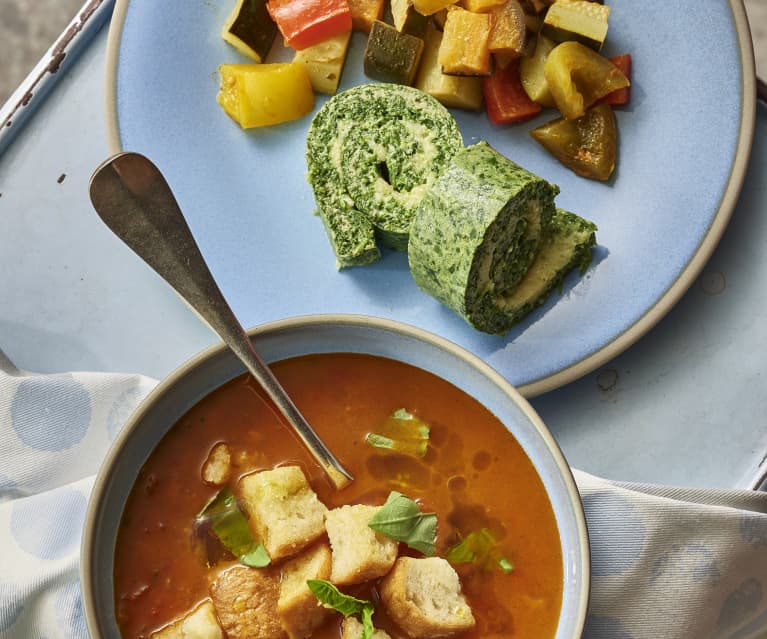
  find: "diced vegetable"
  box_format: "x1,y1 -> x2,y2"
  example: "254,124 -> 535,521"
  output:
530,103 -> 617,180
267,0 -> 352,50
221,0 -> 277,63
482,59 -> 542,124
487,0 -> 527,63
293,30 -> 352,94
413,0 -> 458,15
347,0 -> 385,33
391,0 -> 429,36
462,0 -> 506,12
541,0 -> 610,51
415,23 -> 484,111
519,33 -> 557,107
363,20 -> 424,85
217,62 -> 314,128
438,7 -> 493,76
543,41 -> 629,119
596,53 -> 631,106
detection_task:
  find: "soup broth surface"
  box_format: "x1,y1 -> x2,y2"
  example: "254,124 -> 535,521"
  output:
114,353 -> 563,639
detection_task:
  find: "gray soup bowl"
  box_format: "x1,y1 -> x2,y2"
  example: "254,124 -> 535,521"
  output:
81,314 -> 590,638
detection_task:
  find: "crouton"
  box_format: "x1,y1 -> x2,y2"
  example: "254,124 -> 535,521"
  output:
151,599 -> 223,639
202,442 -> 232,486
341,616 -> 392,639
209,565 -> 286,639
238,465 -> 328,561
378,557 -> 475,638
324,504 -> 399,585
278,543 -> 334,639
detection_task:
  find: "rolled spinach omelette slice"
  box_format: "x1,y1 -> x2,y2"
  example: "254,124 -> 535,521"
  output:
306,83 -> 463,268
409,141 -> 595,335
495,207 -> 597,330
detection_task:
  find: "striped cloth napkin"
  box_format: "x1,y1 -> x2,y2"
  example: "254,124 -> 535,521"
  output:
1,350 -> 766,639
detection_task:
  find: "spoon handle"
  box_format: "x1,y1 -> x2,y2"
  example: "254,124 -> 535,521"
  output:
89,152 -> 352,490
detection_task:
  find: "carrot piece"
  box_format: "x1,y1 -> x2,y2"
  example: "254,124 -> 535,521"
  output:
597,53 -> 631,106
267,0 -> 353,50
482,58 -> 542,124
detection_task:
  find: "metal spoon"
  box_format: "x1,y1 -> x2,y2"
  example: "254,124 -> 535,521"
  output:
89,152 -> 353,490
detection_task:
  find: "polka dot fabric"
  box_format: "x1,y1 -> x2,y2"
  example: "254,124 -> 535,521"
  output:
0,353 -> 765,639
0,355 -> 156,639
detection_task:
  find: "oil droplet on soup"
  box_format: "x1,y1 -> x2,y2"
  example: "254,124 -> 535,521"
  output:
113,353 -> 563,639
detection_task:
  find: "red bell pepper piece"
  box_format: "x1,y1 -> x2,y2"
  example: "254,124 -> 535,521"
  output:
267,0 -> 352,51
482,59 -> 542,125
597,54 -> 631,106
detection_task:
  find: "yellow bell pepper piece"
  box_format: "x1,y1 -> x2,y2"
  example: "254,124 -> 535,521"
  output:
217,62 -> 315,128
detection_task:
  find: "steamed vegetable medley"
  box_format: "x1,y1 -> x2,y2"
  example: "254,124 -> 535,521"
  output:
216,0 -> 631,180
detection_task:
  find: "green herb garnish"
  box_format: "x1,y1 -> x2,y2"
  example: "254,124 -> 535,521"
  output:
241,544 -> 271,568
498,557 -> 515,573
445,528 -> 513,574
365,408 -> 430,458
367,491 -> 437,556
307,579 -> 375,639
196,487 -> 271,567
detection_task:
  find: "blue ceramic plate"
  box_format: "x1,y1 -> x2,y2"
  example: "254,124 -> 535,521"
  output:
105,1 -> 755,396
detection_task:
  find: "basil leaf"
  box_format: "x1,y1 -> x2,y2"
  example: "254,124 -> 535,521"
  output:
360,603 -> 375,639
446,528 -> 512,574
365,409 -> 430,458
241,544 -> 271,568
196,487 -> 271,567
498,557 -> 515,573
367,491 -> 437,556
307,580 -> 376,639
307,578 -> 372,612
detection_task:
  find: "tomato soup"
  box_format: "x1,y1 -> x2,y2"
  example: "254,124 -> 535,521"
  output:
113,353 -> 563,639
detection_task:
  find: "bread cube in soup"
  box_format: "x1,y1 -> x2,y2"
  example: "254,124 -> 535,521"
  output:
238,465 -> 328,561
379,556 -> 475,638
325,504 -> 399,585
342,616 -> 392,639
150,599 -> 223,639
209,565 -> 286,639
278,543 -> 333,639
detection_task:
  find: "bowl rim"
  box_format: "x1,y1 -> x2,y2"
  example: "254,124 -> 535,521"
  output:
81,313 -> 590,638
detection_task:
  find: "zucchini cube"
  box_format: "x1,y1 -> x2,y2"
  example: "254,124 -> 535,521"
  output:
363,20 -> 425,86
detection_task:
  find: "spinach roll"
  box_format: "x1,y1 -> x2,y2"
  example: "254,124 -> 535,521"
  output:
306,83 -> 463,268
409,141 -> 594,334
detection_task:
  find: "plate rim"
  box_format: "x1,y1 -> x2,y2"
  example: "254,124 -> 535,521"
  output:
102,0 -> 757,398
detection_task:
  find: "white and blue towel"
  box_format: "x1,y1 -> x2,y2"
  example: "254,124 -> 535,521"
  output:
1,351 -> 766,639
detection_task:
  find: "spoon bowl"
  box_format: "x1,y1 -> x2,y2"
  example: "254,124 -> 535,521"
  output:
89,152 -> 353,490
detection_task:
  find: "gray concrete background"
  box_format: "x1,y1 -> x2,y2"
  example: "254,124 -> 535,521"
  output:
1,0 -> 766,105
